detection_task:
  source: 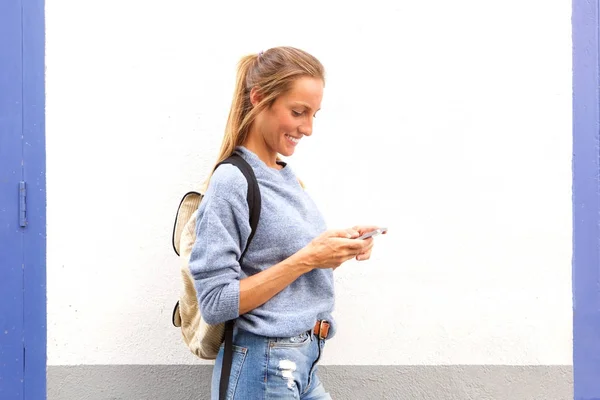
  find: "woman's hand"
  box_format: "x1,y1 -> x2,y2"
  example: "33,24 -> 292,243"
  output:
296,229 -> 371,270
351,225 -> 387,261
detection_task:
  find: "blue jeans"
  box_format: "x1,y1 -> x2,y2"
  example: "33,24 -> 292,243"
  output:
211,327 -> 332,399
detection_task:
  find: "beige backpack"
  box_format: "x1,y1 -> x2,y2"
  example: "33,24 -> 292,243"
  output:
170,154 -> 261,399
170,190 -> 225,359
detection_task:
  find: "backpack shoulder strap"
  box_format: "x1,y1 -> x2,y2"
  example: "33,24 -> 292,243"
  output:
214,152 -> 261,400
216,153 -> 261,261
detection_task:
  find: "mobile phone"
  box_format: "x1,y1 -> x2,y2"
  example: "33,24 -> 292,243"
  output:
356,228 -> 388,240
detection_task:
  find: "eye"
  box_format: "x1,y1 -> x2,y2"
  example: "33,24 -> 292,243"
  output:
292,110 -> 303,117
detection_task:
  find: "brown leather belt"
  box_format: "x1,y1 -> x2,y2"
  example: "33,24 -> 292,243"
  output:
313,320 -> 330,339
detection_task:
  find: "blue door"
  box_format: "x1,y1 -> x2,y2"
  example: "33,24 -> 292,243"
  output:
0,0 -> 26,397
0,0 -> 46,399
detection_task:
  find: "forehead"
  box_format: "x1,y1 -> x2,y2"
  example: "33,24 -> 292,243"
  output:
282,77 -> 323,108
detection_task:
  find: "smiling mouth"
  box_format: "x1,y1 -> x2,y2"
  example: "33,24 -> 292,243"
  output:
285,134 -> 300,144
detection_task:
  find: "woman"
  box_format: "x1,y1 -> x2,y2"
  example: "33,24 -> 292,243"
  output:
189,46 -> 385,399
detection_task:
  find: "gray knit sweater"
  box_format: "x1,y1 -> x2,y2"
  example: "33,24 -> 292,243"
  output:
188,146 -> 336,338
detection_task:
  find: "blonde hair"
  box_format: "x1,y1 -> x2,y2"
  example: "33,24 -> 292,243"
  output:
202,46 -> 325,191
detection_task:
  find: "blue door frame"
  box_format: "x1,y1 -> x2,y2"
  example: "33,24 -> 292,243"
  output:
0,0 -> 46,399
573,0 -> 600,399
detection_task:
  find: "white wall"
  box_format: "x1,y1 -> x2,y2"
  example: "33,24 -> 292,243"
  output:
47,0 -> 572,366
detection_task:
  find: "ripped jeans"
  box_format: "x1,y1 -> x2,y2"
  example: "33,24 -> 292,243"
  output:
211,326 -> 332,399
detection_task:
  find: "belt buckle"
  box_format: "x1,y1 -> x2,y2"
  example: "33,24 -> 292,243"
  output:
318,320 -> 328,340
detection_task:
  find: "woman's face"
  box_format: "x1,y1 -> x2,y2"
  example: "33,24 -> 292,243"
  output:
253,76 -> 323,158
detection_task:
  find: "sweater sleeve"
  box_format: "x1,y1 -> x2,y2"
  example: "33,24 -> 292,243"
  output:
188,165 -> 251,325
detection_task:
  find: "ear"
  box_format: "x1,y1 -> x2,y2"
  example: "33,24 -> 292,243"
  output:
249,87 -> 263,107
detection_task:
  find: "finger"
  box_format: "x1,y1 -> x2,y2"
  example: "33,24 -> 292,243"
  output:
356,240 -> 374,259
328,229 -> 357,239
352,225 -> 380,235
343,248 -> 368,262
356,237 -> 375,252
345,228 -> 360,238
359,237 -> 374,251
337,238 -> 370,252
357,251 -> 373,261
356,248 -> 373,261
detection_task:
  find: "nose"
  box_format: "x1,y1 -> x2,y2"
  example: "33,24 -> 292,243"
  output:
298,117 -> 313,136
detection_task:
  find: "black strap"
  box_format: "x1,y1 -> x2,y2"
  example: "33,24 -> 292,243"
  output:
215,153 -> 261,400
219,320 -> 235,400
218,153 -> 261,261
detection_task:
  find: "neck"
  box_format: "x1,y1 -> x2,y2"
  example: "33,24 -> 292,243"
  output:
243,129 -> 279,169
